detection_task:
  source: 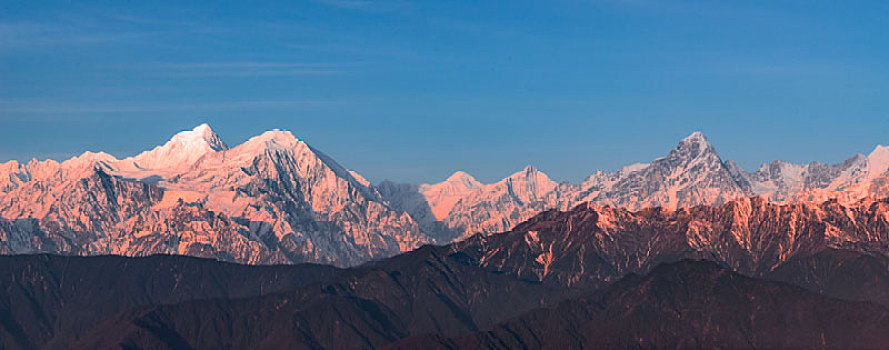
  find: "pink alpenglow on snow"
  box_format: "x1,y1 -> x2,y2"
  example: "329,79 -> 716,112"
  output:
3,126 -> 889,266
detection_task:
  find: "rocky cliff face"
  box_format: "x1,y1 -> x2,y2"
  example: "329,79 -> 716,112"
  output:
452,197 -> 889,288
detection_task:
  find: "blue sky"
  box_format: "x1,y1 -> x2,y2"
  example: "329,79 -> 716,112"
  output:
1,0 -> 887,183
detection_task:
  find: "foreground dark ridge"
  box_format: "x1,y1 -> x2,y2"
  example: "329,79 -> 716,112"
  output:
5,247 -> 889,348
6,197 -> 889,348
0,249 -> 567,349
389,260 -> 889,350
0,254 -> 340,349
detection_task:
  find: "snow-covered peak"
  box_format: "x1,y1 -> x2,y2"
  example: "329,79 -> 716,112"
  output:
499,165 -> 557,199
417,171 -> 484,221
507,165 -> 549,181
866,145 -> 889,179
63,151 -> 117,171
9,151 -> 120,183
446,170 -> 478,183
683,131 -> 708,142
423,171 -> 481,193
822,145 -> 889,192
255,129 -> 299,143
675,131 -> 715,157
650,131 -> 722,169
239,129 -> 301,151
173,123 -> 227,152
219,129 -> 303,164
69,151 -> 117,163
122,124 -> 228,170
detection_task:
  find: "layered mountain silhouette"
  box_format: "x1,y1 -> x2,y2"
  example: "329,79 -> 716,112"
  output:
391,260 -> 889,349
6,233 -> 889,348
2,124 -> 889,267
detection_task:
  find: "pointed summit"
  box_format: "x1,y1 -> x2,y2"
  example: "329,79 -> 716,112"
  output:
419,171 -> 483,220
682,131 -> 708,142
425,170 -> 481,194
222,128 -> 304,165
185,123 -> 227,151
672,131 -> 717,160
447,171 -> 483,190
124,123 -> 228,170
446,170 -> 476,182
240,129 -> 301,151
500,165 -> 556,200
865,145 -> 889,179
507,165 -> 547,180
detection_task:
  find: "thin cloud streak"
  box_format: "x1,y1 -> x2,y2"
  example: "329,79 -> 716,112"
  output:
161,62 -> 357,69
163,69 -> 346,78
310,0 -> 412,12
153,61 -> 360,78
0,99 -> 344,116
0,21 -> 158,51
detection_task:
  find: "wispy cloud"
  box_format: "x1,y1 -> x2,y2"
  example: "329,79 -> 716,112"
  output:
313,0 -> 375,9
154,61 -> 360,78
162,62 -> 351,69
167,69 -> 345,78
0,21 -> 157,52
309,0 -> 412,12
0,99 -> 343,116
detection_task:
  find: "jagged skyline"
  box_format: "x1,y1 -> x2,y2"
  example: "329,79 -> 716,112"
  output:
2,1 -> 888,183
4,122 -> 889,265
3,122 -> 887,187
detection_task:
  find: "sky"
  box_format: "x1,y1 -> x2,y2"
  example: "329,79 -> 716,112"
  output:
1,0 -> 888,184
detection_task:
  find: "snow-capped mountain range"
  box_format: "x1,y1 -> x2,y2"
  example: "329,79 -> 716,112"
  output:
0,124 -> 424,266
384,130 -> 889,241
1,124 -> 888,266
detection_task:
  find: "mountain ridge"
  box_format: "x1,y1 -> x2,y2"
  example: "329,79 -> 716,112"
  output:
0,124 -> 427,267
7,195 -> 889,348
3,125 -> 889,266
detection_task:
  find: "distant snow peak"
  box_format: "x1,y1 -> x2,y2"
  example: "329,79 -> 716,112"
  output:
675,131 -> 715,157
683,131 -> 707,142
69,151 -> 117,164
247,129 -> 300,149
510,165 -> 547,180
123,123 -> 228,170
501,165 -> 557,201
179,123 -> 228,152
867,145 -> 889,178
65,151 -> 117,173
504,165 -> 554,188
446,170 -> 477,183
